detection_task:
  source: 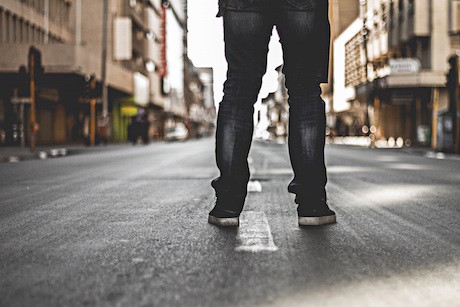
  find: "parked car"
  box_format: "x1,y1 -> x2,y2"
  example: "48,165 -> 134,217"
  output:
164,123 -> 188,141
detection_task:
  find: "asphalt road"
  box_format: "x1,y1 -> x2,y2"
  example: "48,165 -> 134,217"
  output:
0,139 -> 459,306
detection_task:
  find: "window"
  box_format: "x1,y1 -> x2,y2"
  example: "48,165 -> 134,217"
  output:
63,1 -> 71,27
408,0 -> 414,16
29,23 -> 34,42
382,3 -> 387,25
31,25 -> 35,42
0,10 -> 3,43
389,1 -> 394,29
35,27 -> 41,43
5,12 -> 10,42
19,19 -> 24,43
398,0 -> 404,23
12,15 -> 17,42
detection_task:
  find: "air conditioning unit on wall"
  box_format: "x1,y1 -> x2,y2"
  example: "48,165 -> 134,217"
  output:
451,0 -> 460,33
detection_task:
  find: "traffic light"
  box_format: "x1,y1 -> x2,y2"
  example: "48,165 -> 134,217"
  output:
18,65 -> 30,97
446,55 -> 459,93
84,74 -> 98,99
28,46 -> 44,88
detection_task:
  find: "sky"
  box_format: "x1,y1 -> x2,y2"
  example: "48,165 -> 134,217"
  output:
187,0 -> 284,108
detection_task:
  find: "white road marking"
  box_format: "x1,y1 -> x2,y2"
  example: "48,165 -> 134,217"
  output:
247,180 -> 262,192
132,258 -> 144,263
235,211 -> 278,252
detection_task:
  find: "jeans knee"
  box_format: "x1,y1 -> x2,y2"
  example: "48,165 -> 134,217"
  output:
223,74 -> 263,103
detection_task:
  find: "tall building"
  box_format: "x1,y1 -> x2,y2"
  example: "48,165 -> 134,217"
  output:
323,0 -> 360,118
333,0 -> 459,151
0,0 -> 197,146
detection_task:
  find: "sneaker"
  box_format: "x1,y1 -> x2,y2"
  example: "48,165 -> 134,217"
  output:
297,199 -> 336,226
208,198 -> 242,227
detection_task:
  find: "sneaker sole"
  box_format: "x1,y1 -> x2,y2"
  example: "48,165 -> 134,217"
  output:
208,215 -> 239,227
298,214 -> 336,226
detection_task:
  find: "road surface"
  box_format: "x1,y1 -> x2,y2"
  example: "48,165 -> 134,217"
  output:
1,139 -> 459,306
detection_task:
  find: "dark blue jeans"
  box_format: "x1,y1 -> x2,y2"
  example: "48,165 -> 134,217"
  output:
212,0 -> 330,213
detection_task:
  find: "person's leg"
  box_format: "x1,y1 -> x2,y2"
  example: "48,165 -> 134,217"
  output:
275,1 -> 335,225
210,6 -> 273,224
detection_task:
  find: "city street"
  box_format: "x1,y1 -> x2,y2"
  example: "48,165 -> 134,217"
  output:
0,139 -> 459,306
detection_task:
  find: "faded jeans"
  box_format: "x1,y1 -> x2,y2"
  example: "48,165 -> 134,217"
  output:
212,0 -> 329,213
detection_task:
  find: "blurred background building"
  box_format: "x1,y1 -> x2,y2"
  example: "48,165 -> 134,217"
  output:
0,0 -> 215,147
256,65 -> 289,143
1,0 -> 459,154
252,0 -> 459,153
330,0 -> 460,152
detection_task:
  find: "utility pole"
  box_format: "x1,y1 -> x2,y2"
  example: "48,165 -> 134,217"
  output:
431,88 -> 439,149
84,74 -> 97,146
101,0 -> 109,120
29,51 -> 36,152
446,55 -> 458,152
90,76 -> 97,146
183,0 -> 190,135
28,47 -> 43,152
17,65 -> 29,149
360,1 -> 373,141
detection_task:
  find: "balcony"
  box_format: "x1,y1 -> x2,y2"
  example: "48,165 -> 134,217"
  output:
0,43 -> 134,94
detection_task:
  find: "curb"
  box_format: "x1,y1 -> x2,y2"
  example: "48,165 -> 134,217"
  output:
326,143 -> 460,161
1,147 -> 68,163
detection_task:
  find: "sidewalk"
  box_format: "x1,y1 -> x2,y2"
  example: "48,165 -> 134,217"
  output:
327,136 -> 460,161
0,143 -> 133,163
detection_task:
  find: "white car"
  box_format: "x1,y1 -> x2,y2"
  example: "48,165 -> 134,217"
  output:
165,123 -> 189,141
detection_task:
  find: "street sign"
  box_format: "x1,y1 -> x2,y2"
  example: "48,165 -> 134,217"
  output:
11,97 -> 31,104
389,58 -> 421,74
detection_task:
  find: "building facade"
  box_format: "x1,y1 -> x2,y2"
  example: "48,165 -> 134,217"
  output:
323,0 -> 360,118
0,0 -> 213,147
333,0 -> 459,151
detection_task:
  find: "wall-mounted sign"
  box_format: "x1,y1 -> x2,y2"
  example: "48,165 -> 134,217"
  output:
134,72 -> 150,106
114,17 -> 132,60
121,106 -> 138,117
389,58 -> 421,74
158,6 -> 167,77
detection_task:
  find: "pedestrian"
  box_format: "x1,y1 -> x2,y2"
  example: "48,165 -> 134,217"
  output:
209,0 -> 336,226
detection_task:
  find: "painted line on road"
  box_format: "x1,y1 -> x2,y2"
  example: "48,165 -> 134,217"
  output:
247,180 -> 262,192
235,211 -> 278,252
247,156 -> 262,192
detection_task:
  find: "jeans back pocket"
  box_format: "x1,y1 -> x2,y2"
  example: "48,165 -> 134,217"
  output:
285,0 -> 317,10
226,0 -> 255,10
